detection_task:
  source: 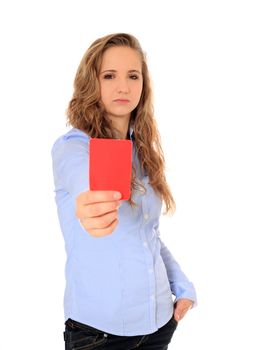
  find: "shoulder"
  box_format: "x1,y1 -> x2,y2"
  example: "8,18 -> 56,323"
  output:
51,128 -> 90,157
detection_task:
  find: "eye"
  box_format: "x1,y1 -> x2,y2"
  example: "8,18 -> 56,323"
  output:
103,74 -> 114,79
129,74 -> 139,80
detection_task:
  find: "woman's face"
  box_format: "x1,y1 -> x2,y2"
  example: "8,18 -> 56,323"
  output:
98,46 -> 143,124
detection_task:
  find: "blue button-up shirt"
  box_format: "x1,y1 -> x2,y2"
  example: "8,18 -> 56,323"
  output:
51,127 -> 197,336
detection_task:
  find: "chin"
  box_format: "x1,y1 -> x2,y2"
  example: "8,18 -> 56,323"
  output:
110,109 -> 133,117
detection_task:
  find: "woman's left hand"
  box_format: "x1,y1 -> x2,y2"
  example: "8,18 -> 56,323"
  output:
173,298 -> 194,322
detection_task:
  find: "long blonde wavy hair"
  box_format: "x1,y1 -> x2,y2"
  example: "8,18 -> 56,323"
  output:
66,33 -> 175,215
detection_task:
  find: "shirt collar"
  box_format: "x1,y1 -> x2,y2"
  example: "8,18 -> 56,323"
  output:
129,125 -> 135,141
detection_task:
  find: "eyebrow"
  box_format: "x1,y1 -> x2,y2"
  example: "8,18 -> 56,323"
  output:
100,69 -> 141,74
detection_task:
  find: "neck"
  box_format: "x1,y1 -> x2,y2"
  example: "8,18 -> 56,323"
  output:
110,116 -> 131,139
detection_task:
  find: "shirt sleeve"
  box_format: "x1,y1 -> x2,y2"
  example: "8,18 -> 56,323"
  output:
159,238 -> 197,306
51,132 -> 90,199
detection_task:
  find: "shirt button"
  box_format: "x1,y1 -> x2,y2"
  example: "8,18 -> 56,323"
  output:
148,268 -> 153,273
143,242 -> 148,248
150,295 -> 155,300
144,213 -> 149,220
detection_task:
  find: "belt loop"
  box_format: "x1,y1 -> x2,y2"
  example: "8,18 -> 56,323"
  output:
69,320 -> 75,329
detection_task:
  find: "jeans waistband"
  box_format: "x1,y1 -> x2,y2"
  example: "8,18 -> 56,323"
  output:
65,318 -> 105,335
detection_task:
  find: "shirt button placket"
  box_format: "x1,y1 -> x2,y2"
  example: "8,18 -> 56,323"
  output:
141,199 -> 157,330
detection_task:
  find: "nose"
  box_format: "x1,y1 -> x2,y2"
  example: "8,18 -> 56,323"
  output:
116,78 -> 130,94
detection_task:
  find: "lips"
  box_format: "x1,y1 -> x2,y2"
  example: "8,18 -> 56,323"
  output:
114,99 -> 130,103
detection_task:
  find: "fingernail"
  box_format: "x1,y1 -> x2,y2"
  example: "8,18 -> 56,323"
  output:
114,192 -> 122,199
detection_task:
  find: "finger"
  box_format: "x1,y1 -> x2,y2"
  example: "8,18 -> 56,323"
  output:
83,210 -> 118,230
76,201 -> 121,219
77,190 -> 122,205
174,305 -> 192,321
88,218 -> 119,237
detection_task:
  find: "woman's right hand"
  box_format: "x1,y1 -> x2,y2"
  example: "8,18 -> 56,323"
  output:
75,190 -> 122,237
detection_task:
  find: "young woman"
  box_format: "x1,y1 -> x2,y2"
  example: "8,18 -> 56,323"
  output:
51,33 -> 197,350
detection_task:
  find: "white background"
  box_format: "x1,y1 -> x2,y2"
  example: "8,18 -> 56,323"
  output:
0,0 -> 252,349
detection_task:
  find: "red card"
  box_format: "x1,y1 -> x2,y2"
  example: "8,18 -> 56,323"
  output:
89,138 -> 132,200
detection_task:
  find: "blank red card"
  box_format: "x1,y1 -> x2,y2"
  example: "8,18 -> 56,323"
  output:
89,138 -> 132,200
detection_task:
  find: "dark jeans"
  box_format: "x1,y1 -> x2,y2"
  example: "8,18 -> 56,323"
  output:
64,316 -> 178,350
